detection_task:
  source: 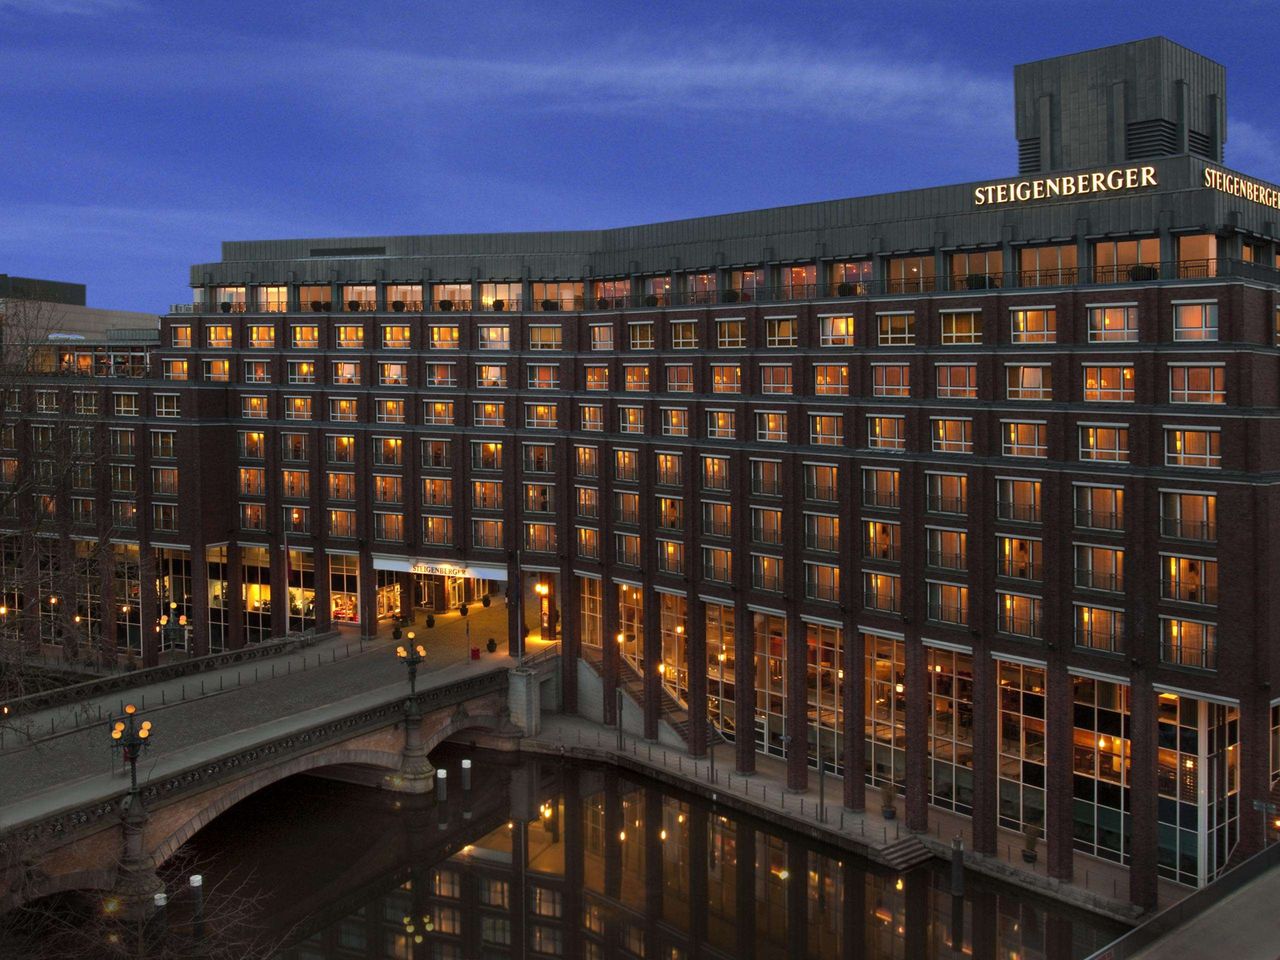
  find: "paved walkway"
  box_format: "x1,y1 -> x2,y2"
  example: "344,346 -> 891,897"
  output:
519,714 -> 1187,922
1130,863 -> 1280,959
0,606 -> 514,831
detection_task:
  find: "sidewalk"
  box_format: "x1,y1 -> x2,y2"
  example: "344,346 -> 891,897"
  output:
516,714 -> 1186,923
0,605 -> 509,752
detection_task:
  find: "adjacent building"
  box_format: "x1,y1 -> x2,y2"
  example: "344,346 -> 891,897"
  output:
7,38 -> 1280,908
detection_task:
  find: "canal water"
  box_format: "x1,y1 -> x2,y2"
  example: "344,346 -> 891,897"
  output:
174,745 -> 1126,959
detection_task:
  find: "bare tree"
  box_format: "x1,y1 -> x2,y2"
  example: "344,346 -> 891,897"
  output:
0,847 -> 289,959
0,293 -> 125,712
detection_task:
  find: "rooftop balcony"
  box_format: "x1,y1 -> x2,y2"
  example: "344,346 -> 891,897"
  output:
171,258 -> 1280,318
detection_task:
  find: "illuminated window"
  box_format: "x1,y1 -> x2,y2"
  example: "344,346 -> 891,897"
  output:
710,364 -> 740,393
335,325 -> 364,349
1173,303 -> 1218,342
1079,425 -> 1129,463
867,415 -> 906,451
761,364 -> 792,394
1164,428 -> 1221,468
1002,421 -> 1047,458
877,313 -> 915,346
328,398 -> 356,422
813,363 -> 848,396
1169,365 -> 1225,404
941,310 -> 982,345
380,325 -> 411,349
1087,306 -> 1138,342
872,363 -> 910,398
931,418 -> 972,454
1006,365 -> 1052,400
1083,365 -> 1134,402
1010,308 -> 1056,344
936,363 -> 977,399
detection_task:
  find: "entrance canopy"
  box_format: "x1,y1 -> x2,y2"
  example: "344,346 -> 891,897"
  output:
371,555 -> 509,581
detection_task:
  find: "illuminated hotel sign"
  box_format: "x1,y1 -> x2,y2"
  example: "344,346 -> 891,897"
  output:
973,165 -> 1158,206
1203,168 -> 1280,210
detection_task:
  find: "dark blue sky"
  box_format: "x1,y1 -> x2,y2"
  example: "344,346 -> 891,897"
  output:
3,0 -> 1277,312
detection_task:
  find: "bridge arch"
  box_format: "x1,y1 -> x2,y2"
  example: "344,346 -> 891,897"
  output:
148,747 -> 403,867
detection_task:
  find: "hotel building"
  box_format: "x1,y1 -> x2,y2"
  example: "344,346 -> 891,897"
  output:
9,38 -> 1280,908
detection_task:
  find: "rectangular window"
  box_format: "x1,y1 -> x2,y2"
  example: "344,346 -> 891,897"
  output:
629,322 -> 655,350
764,317 -> 797,347
872,363 -> 910,398
926,527 -> 966,570
170,324 -> 192,347
527,364 -> 560,390
1165,428 -> 1221,468
661,407 -> 688,437
1161,554 -> 1219,606
579,404 -> 603,432
248,324 -> 274,348
996,478 -> 1041,523
665,364 -> 692,392
1006,365 -> 1052,400
670,319 -> 698,349
428,324 -> 459,350
928,581 -> 969,624
926,472 -> 967,514
1075,544 -> 1124,593
819,315 -> 854,347
716,319 -> 745,348
867,415 -> 906,451
703,501 -> 731,537
206,325 -> 232,348
423,401 -> 455,425
336,325 -> 364,349
941,310 -> 982,345
1161,618 -> 1216,669
877,313 -> 915,346
761,364 -> 793,394
1173,303 -> 1218,342
1079,425 -> 1130,463
863,467 -> 900,509
1083,365 -> 1135,402
865,519 -> 901,561
863,571 -> 901,613
291,325 -> 319,348
813,363 -> 848,396
931,418 -> 973,454
1003,421 -> 1047,458
1010,308 -> 1056,344
1160,491 -> 1216,541
753,458 -> 783,496
583,365 -> 609,391
710,364 -> 740,394
997,535 -> 1042,581
804,463 -> 837,502
706,410 -> 735,440
380,325 -> 411,349
1075,484 -> 1124,531
1088,305 -> 1138,342
936,364 -> 977,399
998,592 -> 1042,638
702,455 -> 729,491
472,401 -> 506,427
589,324 -> 613,351
809,414 -> 843,446
755,412 -> 787,442
1169,365 -> 1225,404
623,364 -> 650,392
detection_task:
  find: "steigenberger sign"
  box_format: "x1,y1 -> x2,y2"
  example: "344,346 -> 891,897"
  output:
1203,168 -> 1280,211
973,165 -> 1158,207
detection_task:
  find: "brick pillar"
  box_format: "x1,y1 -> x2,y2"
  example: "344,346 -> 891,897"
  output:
734,600 -> 756,774
358,549 -> 377,640
1045,665 -> 1074,880
1128,680 -> 1159,910
506,555 -> 522,658
687,595 -> 708,757
139,543 -> 158,667
642,584 -> 660,741
269,543 -> 287,639
98,540 -> 116,663
971,652 -> 999,856
313,548 -> 331,633
1238,692 -> 1273,859
904,636 -> 928,832
559,563 -> 579,714
189,543 -> 209,658
602,578 -> 619,726
786,605 -> 808,791
844,624 -> 865,811
225,541 -> 244,650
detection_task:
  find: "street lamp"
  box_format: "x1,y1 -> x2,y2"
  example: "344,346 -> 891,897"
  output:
396,632 -> 426,697
110,704 -> 152,795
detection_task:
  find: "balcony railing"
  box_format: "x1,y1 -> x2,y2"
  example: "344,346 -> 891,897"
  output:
997,560 -> 1042,581
1075,509 -> 1123,531
804,483 -> 838,503
997,501 -> 1041,523
864,540 -> 901,562
999,614 -> 1042,639
1161,581 -> 1219,605
927,551 -> 965,571
862,491 -> 900,510
807,532 -> 839,553
928,603 -> 968,625
1161,640 -> 1216,670
1076,570 -> 1123,592
927,495 -> 966,515
1161,518 -> 1217,541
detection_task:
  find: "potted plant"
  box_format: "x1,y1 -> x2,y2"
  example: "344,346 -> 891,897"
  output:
347,299 -> 361,312
486,637 -> 498,653
541,299 -> 557,311
643,294 -> 659,307
425,614 -> 435,629
458,602 -> 468,617
220,301 -> 232,313
722,289 -> 740,303
596,297 -> 610,310
310,300 -> 323,312
392,299 -> 405,312
391,624 -> 403,641
836,282 -> 853,297
882,788 -> 898,820
481,594 -> 491,608
965,273 -> 992,290
438,299 -> 453,311
491,298 -> 505,311
1129,264 -> 1159,281
1022,822 -> 1040,863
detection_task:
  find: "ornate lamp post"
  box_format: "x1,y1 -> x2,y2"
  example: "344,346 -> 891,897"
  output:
111,703 -> 152,794
393,634 -> 432,793
396,632 -> 425,696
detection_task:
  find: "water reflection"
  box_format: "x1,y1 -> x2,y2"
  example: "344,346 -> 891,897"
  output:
183,747 -> 1124,959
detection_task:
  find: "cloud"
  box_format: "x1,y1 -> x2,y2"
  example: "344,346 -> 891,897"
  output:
0,0 -> 141,14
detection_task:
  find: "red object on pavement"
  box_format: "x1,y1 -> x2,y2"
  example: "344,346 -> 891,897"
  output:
471,647 -> 480,660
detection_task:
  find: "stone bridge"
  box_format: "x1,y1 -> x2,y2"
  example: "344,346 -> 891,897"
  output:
0,623 -> 561,912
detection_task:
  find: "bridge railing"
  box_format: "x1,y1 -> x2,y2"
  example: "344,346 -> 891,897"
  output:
3,629 -> 333,717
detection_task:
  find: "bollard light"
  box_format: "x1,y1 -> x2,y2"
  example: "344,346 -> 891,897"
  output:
461,758 -> 472,791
